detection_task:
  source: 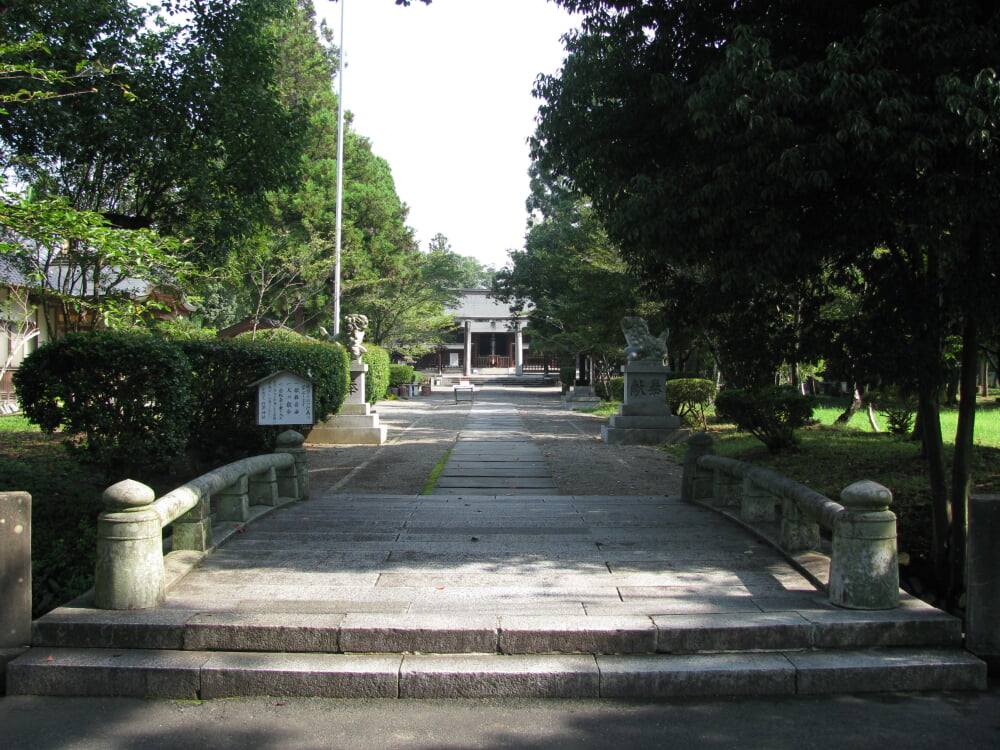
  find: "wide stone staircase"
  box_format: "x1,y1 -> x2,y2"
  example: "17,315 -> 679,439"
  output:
4,398 -> 987,699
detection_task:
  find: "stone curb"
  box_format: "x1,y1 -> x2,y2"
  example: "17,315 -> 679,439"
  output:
6,648 -> 987,699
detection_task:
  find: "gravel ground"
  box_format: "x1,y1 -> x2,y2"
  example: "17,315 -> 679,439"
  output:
305,382 -> 683,497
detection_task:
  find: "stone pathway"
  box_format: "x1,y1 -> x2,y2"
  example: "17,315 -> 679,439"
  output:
434,401 -> 558,495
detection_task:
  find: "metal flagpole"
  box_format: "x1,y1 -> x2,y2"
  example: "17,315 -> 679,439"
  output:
332,0 -> 345,335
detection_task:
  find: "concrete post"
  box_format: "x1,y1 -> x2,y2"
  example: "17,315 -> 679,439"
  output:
712,469 -> 742,508
464,320 -> 473,377
781,498 -> 821,553
681,432 -> 714,502
829,480 -> 899,610
967,494 -> 1000,666
514,324 -> 524,375
172,490 -> 212,552
741,477 -> 776,523
249,466 -> 279,506
1,492 -> 31,648
94,480 -> 165,610
275,430 -> 308,501
215,475 -> 249,522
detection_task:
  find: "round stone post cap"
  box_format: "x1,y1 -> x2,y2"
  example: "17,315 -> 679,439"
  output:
102,479 -> 156,510
840,479 -> 892,511
276,429 -> 305,448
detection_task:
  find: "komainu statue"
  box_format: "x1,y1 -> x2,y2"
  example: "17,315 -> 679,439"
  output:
621,316 -> 668,363
343,313 -> 369,361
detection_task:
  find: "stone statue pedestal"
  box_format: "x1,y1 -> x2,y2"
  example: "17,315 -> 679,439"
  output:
601,361 -> 689,445
306,363 -> 388,445
562,384 -> 602,411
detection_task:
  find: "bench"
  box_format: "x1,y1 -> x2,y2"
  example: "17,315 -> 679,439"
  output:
453,380 -> 476,403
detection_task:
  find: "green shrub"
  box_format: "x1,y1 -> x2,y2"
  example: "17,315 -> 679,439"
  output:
868,386 -> 918,435
714,386 -> 816,453
666,378 -> 716,428
238,327 -> 309,344
14,331 -> 193,477
597,376 -> 625,402
362,345 -> 391,403
559,366 -> 576,392
181,338 -> 349,463
0,440 -> 104,616
150,319 -> 217,340
389,364 -> 415,388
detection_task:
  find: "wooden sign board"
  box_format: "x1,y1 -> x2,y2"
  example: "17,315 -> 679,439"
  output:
251,370 -> 314,426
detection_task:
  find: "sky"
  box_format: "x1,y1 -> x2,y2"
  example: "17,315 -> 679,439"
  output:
312,0 -> 579,270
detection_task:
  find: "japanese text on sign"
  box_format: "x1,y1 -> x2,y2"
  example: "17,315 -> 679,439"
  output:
257,372 -> 313,425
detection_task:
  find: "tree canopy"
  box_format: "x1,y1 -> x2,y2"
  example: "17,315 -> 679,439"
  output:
2,0 -> 312,263
2,0 -> 462,347
535,0 -> 1000,596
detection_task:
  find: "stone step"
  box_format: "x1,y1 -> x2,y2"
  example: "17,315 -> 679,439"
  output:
29,606 -> 966,655
434,477 -> 560,489
6,647 -> 986,699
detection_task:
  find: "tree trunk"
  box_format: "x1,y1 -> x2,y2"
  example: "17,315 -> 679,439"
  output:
835,385 -> 863,425
918,380 -> 949,587
949,314 -> 977,603
866,402 -> 880,432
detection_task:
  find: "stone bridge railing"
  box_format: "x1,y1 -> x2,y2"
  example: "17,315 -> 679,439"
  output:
94,430 -> 309,610
682,432 -> 899,610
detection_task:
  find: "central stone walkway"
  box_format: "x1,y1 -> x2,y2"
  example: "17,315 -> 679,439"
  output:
435,401 -> 558,495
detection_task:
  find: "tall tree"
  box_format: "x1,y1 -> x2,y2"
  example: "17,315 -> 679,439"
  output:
353,234 -> 488,354
1,0 -> 309,264
1,35 -> 191,335
493,165 -> 654,377
537,0 -> 1000,594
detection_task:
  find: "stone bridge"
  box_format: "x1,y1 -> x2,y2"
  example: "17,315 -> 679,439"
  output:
1,380 -> 988,699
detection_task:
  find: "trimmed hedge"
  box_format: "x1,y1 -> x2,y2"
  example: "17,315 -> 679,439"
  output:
14,331 -> 192,477
598,376 -> 624,402
180,337 -> 349,462
560,366 -> 576,392
362,345 -> 391,403
15,331 -> 350,477
389,364 -> 416,388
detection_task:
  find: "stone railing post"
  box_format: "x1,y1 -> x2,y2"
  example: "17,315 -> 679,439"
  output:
172,490 -> 212,552
829,480 -> 899,610
780,498 -> 821,553
249,467 -> 279,506
215,475 -> 249,522
966,494 -> 999,664
1,491 -> 31,649
741,477 -> 776,523
95,480 -> 165,610
681,432 -> 715,502
275,430 -> 308,501
713,469 -> 742,508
